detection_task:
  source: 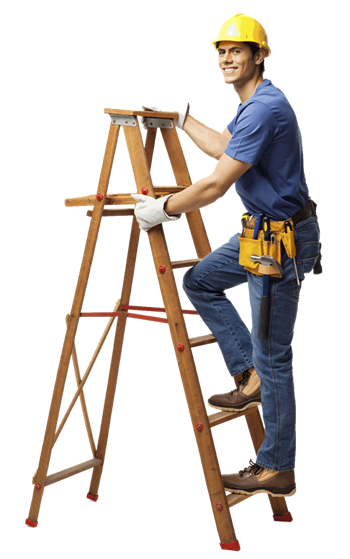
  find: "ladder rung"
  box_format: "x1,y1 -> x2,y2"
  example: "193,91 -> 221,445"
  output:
44,458 -> 102,487
208,407 -> 258,427
226,493 -> 251,508
121,304 -> 198,316
87,209 -> 134,217
189,334 -> 217,348
171,258 -> 202,269
67,189 -> 188,209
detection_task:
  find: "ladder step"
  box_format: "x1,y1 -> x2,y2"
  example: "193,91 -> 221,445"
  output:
226,493 -> 251,508
189,333 -> 217,348
44,458 -> 102,487
87,209 -> 134,217
208,407 -> 258,427
170,258 -> 202,269
67,189 -> 188,209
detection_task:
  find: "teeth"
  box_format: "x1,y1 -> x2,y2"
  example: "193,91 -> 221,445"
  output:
224,68 -> 235,73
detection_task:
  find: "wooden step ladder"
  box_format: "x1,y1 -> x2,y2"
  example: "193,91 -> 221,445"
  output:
26,108 -> 292,551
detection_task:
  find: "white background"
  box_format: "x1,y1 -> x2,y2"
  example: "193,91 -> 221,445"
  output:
1,0 -> 349,558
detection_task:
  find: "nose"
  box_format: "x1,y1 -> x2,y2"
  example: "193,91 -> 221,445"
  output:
223,51 -> 233,64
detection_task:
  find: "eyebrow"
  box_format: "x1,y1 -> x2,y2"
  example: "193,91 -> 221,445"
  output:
218,46 -> 243,52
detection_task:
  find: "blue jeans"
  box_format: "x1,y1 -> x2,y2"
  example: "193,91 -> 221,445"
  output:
182,215 -> 321,471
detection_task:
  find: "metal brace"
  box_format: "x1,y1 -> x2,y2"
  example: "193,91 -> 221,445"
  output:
109,114 -> 137,127
144,118 -> 173,129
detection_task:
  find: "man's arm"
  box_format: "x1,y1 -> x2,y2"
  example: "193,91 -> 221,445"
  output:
183,115 -> 232,160
164,154 -> 252,215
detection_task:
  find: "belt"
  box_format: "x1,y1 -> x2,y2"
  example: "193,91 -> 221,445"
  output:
244,198 -> 318,230
292,198 -> 317,226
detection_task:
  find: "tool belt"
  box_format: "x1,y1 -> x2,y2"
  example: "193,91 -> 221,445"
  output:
238,198 -> 321,277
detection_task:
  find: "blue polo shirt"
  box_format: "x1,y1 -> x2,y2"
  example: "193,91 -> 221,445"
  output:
225,79 -> 309,220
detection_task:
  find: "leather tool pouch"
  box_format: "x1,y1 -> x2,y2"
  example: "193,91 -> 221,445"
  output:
238,220 -> 296,277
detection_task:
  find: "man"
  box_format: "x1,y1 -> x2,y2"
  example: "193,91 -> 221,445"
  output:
132,13 -> 321,497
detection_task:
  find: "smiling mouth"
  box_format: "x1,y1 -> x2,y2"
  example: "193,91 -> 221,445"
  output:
223,67 -> 238,74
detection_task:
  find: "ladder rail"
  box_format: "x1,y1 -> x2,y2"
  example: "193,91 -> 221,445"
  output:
26,122 -> 120,525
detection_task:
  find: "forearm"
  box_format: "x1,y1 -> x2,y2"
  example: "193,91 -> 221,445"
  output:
164,153 -> 252,216
183,115 -> 223,159
164,175 -> 220,215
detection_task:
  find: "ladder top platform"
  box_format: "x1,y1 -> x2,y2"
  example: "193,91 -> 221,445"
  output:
104,108 -> 179,119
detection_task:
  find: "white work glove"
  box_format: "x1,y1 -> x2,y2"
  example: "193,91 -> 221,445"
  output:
141,103 -> 190,130
131,193 -> 181,232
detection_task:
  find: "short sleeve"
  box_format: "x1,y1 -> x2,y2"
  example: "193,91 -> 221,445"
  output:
225,102 -> 276,165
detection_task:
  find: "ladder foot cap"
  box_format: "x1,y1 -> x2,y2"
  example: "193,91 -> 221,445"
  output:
220,540 -> 240,551
25,519 -> 38,528
273,512 -> 293,522
87,493 -> 99,502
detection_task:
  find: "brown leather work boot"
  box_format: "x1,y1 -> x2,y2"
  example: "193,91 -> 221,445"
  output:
208,368 -> 261,412
222,460 -> 296,497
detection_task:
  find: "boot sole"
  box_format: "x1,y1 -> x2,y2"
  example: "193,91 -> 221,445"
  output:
224,486 -> 296,498
208,400 -> 261,413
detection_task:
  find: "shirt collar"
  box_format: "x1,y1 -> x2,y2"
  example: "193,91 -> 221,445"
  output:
237,79 -> 271,112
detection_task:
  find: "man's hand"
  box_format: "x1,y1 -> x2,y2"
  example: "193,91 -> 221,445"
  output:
131,193 -> 182,232
141,103 -> 190,129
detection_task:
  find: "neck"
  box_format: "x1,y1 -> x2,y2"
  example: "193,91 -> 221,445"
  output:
234,74 -> 264,105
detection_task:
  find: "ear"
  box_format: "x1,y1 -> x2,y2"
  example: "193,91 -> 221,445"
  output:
255,48 -> 266,66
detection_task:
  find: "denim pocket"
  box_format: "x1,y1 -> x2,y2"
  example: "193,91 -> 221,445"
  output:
294,216 -> 321,280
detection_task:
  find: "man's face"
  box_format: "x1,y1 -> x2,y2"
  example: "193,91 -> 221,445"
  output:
218,41 -> 262,85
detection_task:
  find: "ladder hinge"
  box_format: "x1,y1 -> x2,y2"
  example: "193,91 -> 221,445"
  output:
144,117 -> 173,129
109,114 -> 137,127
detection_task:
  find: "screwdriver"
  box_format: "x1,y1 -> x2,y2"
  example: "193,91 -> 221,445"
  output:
262,216 -> 270,242
253,214 -> 264,239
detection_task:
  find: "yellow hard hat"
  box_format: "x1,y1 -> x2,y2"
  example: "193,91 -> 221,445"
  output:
212,13 -> 271,57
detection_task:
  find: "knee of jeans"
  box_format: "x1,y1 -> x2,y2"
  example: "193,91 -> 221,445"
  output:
182,268 -> 195,291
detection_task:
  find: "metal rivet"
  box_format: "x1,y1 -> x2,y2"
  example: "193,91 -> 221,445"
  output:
159,265 -> 166,274
71,314 -> 75,318
125,121 -> 128,124
150,122 -> 153,125
196,423 -> 203,431
35,482 -> 42,490
177,343 -> 185,352
66,199 -> 70,203
113,119 -> 116,123
88,199 -> 91,202
216,503 -> 223,511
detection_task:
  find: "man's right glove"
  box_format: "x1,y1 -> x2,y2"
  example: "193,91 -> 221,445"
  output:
141,103 -> 190,130
131,193 -> 181,232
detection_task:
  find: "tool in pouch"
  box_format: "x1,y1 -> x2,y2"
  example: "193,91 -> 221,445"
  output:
254,215 -> 274,340
238,212 -> 297,339
285,220 -> 300,285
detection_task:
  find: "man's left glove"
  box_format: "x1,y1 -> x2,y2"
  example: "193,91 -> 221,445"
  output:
131,193 -> 181,232
141,103 -> 190,130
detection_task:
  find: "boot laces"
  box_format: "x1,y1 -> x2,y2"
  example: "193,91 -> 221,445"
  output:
239,459 -> 264,478
230,370 -> 250,396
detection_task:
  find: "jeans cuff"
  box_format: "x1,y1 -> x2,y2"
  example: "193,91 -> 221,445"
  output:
230,363 -> 254,378
254,460 -> 295,472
